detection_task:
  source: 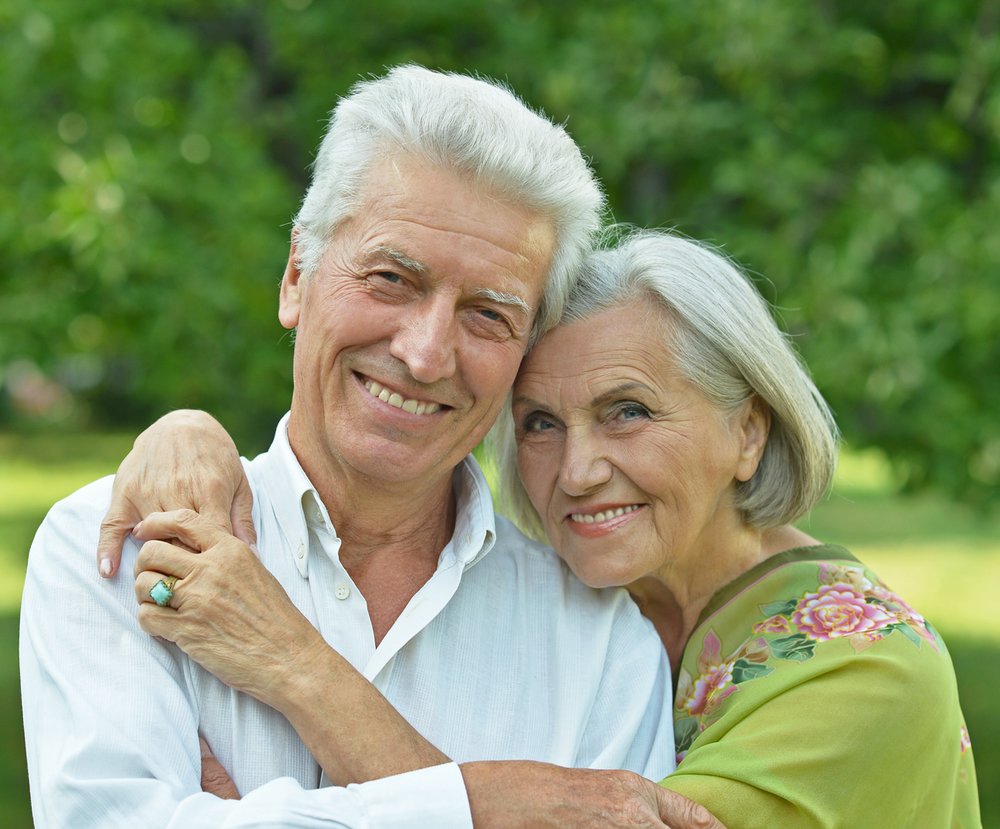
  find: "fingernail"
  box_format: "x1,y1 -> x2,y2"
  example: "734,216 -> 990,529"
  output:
99,558 -> 113,577
132,521 -> 143,536
249,543 -> 260,557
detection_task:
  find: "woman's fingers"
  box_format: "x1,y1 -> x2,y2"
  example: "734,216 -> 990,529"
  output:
231,474 -> 258,551
134,538 -> 200,580
200,736 -> 240,800
133,509 -> 231,553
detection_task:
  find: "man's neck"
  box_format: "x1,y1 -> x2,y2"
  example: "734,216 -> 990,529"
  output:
288,432 -> 459,644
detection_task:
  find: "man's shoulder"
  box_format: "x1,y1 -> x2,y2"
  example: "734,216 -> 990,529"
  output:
25,474 -> 136,608
477,514 -> 645,624
486,513 -> 574,580
38,474 -> 116,535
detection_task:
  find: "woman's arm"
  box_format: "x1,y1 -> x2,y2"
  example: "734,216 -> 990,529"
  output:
106,423 -> 721,827
97,410 -> 255,578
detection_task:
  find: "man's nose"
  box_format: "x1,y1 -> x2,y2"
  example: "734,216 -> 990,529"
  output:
557,429 -> 613,496
389,298 -> 458,384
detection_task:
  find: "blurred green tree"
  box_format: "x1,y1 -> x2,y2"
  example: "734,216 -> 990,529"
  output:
2,0 -> 997,502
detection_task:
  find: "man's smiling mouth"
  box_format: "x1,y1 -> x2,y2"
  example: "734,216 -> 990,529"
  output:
363,378 -> 443,415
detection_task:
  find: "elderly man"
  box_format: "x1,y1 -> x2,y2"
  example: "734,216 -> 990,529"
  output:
19,67 -> 710,828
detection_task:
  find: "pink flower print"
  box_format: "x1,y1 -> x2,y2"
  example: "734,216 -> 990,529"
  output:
817,563 -> 872,593
870,585 -> 939,649
871,585 -> 926,626
960,725 -> 972,753
677,630 -> 735,717
848,630 -> 885,653
754,615 -> 791,635
792,584 -> 895,641
679,662 -> 734,717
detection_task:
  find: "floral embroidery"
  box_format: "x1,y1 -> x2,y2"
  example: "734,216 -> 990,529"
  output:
752,615 -> 791,634
792,584 -> 895,640
674,562 -> 940,762
960,724 -> 972,753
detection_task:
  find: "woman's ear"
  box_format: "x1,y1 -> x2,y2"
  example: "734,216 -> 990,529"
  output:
278,235 -> 303,330
734,396 -> 771,482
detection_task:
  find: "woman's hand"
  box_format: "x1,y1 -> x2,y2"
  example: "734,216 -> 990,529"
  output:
200,737 -> 239,800
98,410 -> 255,578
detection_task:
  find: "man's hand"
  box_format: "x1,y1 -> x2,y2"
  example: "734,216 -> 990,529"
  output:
460,761 -> 724,828
97,410 -> 255,578
200,736 -> 240,800
133,509 -> 323,707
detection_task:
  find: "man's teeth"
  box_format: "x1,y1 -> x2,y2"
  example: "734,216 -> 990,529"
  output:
570,505 -> 640,524
365,380 -> 441,415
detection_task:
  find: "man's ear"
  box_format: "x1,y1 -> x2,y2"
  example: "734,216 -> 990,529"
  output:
278,236 -> 303,330
735,396 -> 771,483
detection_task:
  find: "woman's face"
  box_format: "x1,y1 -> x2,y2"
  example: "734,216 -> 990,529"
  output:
512,299 -> 766,588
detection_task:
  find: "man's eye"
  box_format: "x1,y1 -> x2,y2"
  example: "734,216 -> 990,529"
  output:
478,308 -> 503,322
375,271 -> 403,284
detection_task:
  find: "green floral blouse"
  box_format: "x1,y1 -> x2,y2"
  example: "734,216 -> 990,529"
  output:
660,545 -> 981,828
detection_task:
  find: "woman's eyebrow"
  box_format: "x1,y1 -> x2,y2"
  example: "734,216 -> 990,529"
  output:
590,382 -> 655,407
511,392 -> 545,411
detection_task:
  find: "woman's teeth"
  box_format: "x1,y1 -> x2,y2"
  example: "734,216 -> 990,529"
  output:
570,505 -> 640,524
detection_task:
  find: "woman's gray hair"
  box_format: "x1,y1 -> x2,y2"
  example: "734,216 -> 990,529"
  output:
491,228 -> 839,539
294,64 -> 606,342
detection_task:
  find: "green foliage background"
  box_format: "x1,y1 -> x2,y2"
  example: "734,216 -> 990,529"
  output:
2,0 -> 998,506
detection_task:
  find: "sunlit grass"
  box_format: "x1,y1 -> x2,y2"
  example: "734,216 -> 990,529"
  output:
0,433 -> 133,612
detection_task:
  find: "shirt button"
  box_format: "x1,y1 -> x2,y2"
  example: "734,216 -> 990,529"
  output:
295,543 -> 305,559
334,583 -> 351,600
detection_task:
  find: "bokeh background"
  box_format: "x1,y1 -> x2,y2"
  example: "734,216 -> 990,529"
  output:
1,0 -> 997,826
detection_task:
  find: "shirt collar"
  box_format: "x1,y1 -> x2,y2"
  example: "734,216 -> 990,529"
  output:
255,414 -> 497,577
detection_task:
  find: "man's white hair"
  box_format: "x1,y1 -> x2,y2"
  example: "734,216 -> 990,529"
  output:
294,65 -> 606,342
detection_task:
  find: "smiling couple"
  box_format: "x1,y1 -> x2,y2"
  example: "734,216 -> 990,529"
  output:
21,65 -> 979,829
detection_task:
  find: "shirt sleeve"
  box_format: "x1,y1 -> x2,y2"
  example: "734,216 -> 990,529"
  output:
19,477 -> 474,829
572,588 -> 677,781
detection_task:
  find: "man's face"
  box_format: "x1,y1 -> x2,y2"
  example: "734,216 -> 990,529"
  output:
281,154 -> 555,491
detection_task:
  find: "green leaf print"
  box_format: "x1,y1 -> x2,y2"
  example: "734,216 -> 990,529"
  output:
732,658 -> 774,683
759,599 -> 798,617
770,633 -> 816,662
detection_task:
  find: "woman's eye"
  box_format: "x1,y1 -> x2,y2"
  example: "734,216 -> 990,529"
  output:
613,403 -> 650,422
523,412 -> 557,432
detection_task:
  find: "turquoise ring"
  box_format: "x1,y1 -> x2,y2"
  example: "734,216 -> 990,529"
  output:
149,576 -> 178,607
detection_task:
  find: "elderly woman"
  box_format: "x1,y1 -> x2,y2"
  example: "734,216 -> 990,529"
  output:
91,230 -> 980,826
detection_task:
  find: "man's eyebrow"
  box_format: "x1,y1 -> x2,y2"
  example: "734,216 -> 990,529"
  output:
473,287 -> 533,316
372,246 -> 428,273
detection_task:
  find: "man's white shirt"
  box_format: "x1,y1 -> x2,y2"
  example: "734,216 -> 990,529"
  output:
21,414 -> 676,828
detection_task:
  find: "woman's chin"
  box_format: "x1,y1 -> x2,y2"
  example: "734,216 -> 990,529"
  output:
562,555 -> 645,590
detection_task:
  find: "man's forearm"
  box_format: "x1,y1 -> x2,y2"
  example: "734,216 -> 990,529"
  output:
273,642 -> 450,785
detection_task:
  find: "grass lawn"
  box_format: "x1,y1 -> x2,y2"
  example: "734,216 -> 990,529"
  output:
1,435 -> 996,826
